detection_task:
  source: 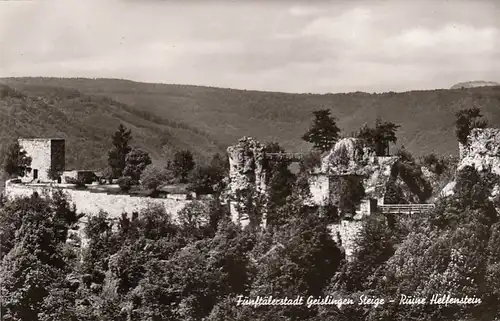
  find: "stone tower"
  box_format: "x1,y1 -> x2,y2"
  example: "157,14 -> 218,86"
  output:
18,138 -> 65,182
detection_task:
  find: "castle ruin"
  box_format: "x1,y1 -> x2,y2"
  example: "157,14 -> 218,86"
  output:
226,136 -> 403,260
8,138 -> 194,220
458,128 -> 500,175
227,137 -> 268,227
19,138 -> 65,182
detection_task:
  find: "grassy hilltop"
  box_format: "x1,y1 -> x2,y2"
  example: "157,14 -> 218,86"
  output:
1,77 -> 500,170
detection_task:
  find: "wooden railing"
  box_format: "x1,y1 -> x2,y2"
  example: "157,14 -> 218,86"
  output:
265,152 -> 307,161
378,203 -> 435,214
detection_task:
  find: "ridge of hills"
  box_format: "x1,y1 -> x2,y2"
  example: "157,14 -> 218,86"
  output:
0,82 -> 223,170
1,77 -> 500,170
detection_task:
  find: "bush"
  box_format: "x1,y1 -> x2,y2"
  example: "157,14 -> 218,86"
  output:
117,176 -> 134,192
187,164 -> 225,195
140,165 -> 174,191
421,153 -> 446,175
64,176 -> 87,189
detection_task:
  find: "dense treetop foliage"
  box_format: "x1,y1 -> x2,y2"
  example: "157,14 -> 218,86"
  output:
2,160 -> 499,320
356,117 -> 400,156
455,107 -> 488,145
2,140 -> 32,178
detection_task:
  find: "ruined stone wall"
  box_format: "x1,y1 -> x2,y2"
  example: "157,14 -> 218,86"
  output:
310,138 -> 399,209
459,128 -> 500,175
5,180 -> 191,220
308,174 -> 330,206
328,220 -> 363,261
227,137 -> 267,226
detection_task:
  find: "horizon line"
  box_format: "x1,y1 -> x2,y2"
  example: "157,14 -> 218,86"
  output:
3,76 -> 498,95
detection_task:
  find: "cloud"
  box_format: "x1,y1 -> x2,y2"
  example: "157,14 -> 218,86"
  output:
0,0 -> 499,93
288,4 -> 322,17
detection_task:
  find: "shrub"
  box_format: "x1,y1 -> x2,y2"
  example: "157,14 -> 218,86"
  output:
117,176 -> 134,192
187,164 -> 225,195
140,165 -> 174,191
422,153 -> 446,175
64,176 -> 87,189
46,167 -> 63,182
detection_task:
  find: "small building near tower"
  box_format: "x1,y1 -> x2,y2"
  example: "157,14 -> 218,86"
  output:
18,138 -> 65,183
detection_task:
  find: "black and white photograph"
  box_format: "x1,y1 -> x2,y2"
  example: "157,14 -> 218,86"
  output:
0,0 -> 500,320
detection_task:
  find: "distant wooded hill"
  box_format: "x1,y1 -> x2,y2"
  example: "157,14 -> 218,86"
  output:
1,77 -> 500,170
451,80 -> 500,89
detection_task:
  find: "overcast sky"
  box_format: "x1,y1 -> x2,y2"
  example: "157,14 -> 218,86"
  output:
0,0 -> 499,93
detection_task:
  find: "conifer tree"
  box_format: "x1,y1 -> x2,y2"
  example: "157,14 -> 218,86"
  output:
108,124 -> 132,178
302,109 -> 341,153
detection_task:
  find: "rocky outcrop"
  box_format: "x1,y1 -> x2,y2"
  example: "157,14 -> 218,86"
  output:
319,138 -> 399,204
440,128 -> 500,198
458,128 -> 500,175
227,137 -> 267,227
321,137 -> 371,175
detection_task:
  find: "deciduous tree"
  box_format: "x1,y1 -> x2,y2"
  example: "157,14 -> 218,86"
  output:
357,118 -> 400,156
455,107 -> 488,145
140,164 -> 175,191
123,148 -> 152,182
3,140 -> 32,178
171,150 -> 195,183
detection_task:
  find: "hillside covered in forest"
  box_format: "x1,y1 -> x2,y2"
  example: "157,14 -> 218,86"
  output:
1,77 -> 500,169
0,82 -> 223,170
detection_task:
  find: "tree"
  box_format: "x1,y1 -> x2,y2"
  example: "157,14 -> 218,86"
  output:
302,109 -> 341,153
455,107 -> 488,145
210,153 -> 229,172
187,164 -> 225,195
140,164 -> 175,191
108,124 -> 132,178
0,193 -> 79,321
187,153 -> 228,196
177,201 -> 211,236
247,214 -> 342,319
262,142 -> 296,226
171,150 -> 195,183
123,148 -> 152,182
357,118 -> 400,156
3,140 -> 32,178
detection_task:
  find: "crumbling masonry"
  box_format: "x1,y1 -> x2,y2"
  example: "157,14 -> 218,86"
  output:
227,136 -> 400,259
227,137 -> 268,227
